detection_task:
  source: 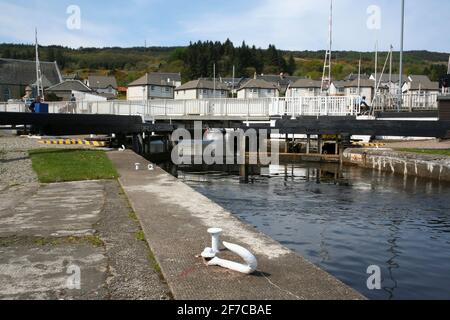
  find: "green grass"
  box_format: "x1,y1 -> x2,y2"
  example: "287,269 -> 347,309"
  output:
29,149 -> 119,183
398,148 -> 450,156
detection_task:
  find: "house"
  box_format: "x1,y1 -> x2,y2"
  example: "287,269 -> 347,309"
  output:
0,58 -> 62,102
370,73 -> 408,94
236,79 -> 280,99
256,73 -> 306,95
329,81 -> 348,96
343,79 -> 376,101
45,80 -> 92,101
174,79 -> 230,100
286,79 -> 322,97
220,77 -> 249,96
86,75 -> 118,99
127,73 -> 181,100
402,75 -> 440,94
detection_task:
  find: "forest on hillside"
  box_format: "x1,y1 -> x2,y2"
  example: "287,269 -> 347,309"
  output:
0,41 -> 448,86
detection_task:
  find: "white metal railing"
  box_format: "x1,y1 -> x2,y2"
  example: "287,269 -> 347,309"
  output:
3,94 -> 437,119
372,93 -> 441,112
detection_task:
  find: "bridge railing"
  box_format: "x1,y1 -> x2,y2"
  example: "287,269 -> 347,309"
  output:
5,94 -> 436,119
372,92 -> 440,112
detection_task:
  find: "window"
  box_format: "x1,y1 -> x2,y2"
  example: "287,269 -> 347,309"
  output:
151,86 -> 156,91
308,88 -> 314,92
165,87 -> 170,92
350,88 -> 358,94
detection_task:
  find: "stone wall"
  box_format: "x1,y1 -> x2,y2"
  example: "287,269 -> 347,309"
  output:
343,148 -> 450,182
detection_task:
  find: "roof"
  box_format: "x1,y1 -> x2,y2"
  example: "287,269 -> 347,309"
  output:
0,58 -> 62,87
344,73 -> 370,81
343,79 -> 376,88
289,79 -> 322,88
46,80 -> 92,92
409,81 -> 439,91
88,75 -> 118,89
175,79 -> 229,91
128,73 -> 181,87
371,73 -> 408,83
331,81 -> 348,89
405,75 -> 439,91
238,79 -> 280,91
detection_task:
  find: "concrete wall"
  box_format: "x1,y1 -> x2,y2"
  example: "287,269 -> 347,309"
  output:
343,148 -> 450,182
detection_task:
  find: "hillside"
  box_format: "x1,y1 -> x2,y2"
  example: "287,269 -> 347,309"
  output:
0,42 -> 448,87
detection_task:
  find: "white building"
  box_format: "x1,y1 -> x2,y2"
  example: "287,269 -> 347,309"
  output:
127,73 -> 180,100
402,75 -> 440,94
86,75 -> 118,99
236,79 -> 279,99
174,79 -> 229,100
370,73 -> 407,94
286,79 -> 322,97
343,79 -> 376,101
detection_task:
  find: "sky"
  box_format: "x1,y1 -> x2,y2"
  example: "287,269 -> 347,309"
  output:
0,0 -> 449,52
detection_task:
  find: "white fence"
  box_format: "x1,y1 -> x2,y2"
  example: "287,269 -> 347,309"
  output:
372,93 -> 440,112
3,94 -> 433,119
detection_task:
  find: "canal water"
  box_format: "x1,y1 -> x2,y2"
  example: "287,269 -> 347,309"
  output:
162,162 -> 450,300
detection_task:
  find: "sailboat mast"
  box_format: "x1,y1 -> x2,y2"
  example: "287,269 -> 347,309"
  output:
35,28 -> 43,98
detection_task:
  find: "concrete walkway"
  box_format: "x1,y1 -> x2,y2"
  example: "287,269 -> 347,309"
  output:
108,150 -> 364,300
0,136 -> 171,300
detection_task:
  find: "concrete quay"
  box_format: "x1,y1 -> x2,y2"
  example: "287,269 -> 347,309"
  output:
108,150 -> 365,300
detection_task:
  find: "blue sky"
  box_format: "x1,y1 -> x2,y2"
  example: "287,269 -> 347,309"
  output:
0,0 -> 449,52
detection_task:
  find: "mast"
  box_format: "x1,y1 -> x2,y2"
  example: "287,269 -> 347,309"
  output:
213,63 -> 216,99
389,45 -> 393,94
35,28 -> 43,98
398,0 -> 405,111
232,65 -> 235,98
321,0 -> 333,94
357,55 -> 362,96
374,40 -> 378,96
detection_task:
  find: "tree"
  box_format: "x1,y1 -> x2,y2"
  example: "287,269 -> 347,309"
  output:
287,54 -> 296,75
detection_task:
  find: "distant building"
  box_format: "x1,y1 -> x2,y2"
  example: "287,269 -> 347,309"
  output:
237,79 -> 280,99
220,77 -> 249,96
127,73 -> 181,100
256,73 -> 306,95
343,79 -> 376,102
0,58 -> 62,102
402,75 -> 440,94
370,73 -> 407,94
286,79 -> 322,97
62,73 -> 81,81
343,73 -> 370,81
329,81 -> 348,96
45,80 -> 92,101
86,75 -> 118,99
174,79 -> 229,100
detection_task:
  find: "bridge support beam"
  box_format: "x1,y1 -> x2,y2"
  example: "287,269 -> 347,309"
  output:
306,134 -> 311,154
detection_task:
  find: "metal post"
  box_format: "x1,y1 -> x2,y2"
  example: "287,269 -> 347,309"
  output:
398,0 -> 405,112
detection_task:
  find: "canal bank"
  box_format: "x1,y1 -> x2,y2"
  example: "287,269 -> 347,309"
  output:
108,150 -> 364,300
343,148 -> 450,182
